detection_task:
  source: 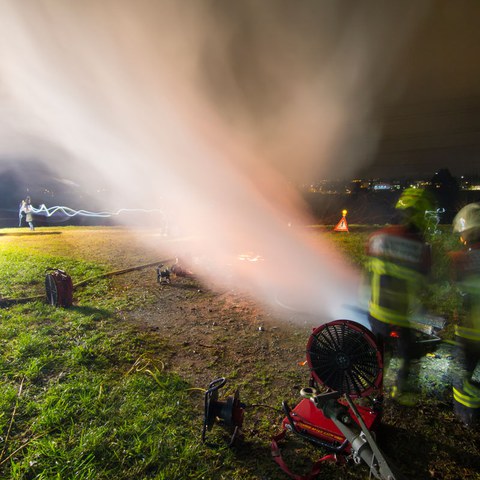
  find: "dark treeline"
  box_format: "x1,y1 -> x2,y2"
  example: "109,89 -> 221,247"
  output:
304,190 -> 480,226
2,190 -> 480,229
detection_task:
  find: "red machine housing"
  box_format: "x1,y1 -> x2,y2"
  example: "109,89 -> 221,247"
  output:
282,397 -> 381,452
281,319 -> 383,451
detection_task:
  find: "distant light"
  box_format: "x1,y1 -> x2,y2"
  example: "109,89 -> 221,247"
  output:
373,184 -> 391,190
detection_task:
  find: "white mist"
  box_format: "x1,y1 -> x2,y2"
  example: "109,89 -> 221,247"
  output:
0,1 -> 427,325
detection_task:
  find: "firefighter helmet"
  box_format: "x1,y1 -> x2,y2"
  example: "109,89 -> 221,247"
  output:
453,203 -> 480,244
395,188 -> 434,230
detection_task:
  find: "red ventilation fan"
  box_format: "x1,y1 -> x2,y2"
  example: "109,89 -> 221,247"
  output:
202,320 -> 400,479
274,320 -> 400,480
306,319 -> 383,397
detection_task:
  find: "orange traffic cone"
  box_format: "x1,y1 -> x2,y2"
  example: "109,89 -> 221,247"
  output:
333,209 -> 349,232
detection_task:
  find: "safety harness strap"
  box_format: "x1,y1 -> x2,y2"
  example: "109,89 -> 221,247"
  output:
455,325 -> 480,342
271,430 -> 341,480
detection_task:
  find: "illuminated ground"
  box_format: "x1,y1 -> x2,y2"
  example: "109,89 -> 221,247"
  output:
2,225 -> 478,479
109,241 -> 478,480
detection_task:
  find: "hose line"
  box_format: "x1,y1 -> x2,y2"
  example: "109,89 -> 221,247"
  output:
0,258 -> 175,307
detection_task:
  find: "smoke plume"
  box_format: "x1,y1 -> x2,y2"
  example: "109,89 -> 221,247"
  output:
0,1 -> 427,323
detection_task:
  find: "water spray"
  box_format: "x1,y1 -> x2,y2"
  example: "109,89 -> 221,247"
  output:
0,1 -> 429,326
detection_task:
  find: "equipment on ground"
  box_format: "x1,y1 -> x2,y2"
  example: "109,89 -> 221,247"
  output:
202,377 -> 245,446
170,261 -> 194,278
156,264 -> 171,284
203,319 -> 404,479
277,321 -> 382,452
45,268 -> 73,307
273,320 -> 398,479
333,209 -> 349,232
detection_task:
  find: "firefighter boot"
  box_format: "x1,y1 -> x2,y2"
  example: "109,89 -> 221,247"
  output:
390,360 -> 420,407
453,379 -> 480,427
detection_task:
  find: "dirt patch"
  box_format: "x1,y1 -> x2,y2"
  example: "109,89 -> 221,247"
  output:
4,225 -> 478,478
46,226 -> 477,480
117,269 -> 312,394
110,261 -> 480,480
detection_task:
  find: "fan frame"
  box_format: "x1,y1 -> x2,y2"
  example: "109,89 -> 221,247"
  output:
306,319 -> 383,398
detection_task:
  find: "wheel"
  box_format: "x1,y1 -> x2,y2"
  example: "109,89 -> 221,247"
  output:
45,274 -> 58,306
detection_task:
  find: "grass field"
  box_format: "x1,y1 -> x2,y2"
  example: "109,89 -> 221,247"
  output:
0,225 -> 478,480
0,227 -> 220,479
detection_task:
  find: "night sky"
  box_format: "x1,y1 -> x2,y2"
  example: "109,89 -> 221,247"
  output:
363,1 -> 480,178
0,1 -> 479,188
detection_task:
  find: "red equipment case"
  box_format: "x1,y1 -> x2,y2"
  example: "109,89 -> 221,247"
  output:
45,269 -> 73,307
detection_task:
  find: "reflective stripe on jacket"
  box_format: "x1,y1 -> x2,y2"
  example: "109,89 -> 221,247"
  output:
453,379 -> 480,409
366,225 -> 431,327
451,247 -> 480,337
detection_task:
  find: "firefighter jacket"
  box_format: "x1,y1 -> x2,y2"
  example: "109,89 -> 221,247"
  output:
450,245 -> 480,343
450,245 -> 480,414
366,225 -> 431,328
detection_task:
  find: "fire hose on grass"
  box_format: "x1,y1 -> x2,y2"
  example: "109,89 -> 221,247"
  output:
0,258 -> 175,308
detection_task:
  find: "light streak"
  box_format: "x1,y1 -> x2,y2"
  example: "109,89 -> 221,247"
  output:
425,208 -> 445,235
31,204 -> 164,219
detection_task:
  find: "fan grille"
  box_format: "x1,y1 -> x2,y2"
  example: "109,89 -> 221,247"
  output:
306,320 -> 382,397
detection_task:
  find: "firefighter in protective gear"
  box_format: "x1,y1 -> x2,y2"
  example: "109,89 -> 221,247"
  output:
366,188 -> 433,405
450,203 -> 480,426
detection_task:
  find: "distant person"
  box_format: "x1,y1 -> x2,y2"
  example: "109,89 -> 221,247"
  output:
450,203 -> 480,426
24,196 -> 35,231
18,198 -> 26,227
365,188 -> 433,405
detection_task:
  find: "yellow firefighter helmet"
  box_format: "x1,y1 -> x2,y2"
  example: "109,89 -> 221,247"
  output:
395,188 -> 435,231
453,203 -> 480,244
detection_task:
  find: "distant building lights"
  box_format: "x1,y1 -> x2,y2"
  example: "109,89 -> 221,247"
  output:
373,183 -> 392,191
